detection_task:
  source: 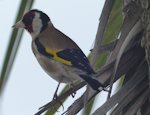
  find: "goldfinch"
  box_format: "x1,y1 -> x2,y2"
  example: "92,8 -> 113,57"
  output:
12,9 -> 105,99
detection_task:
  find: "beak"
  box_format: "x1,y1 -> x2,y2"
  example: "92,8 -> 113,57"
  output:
12,20 -> 25,28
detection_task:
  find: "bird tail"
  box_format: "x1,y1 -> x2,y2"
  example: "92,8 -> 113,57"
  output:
79,74 -> 105,92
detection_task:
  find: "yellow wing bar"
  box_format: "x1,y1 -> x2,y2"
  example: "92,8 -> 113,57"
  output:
45,48 -> 72,66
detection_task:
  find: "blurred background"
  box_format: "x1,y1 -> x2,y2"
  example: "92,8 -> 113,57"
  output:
0,0 -> 122,115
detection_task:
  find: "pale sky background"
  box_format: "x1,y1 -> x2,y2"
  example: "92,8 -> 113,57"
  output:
0,0 -> 115,115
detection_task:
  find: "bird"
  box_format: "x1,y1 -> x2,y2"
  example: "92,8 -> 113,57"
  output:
12,9 -> 106,103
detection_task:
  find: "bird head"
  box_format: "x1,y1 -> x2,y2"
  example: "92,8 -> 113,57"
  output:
12,9 -> 51,38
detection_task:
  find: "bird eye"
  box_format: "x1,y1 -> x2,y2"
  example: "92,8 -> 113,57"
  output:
27,17 -> 33,22
29,17 -> 33,20
23,16 -> 33,24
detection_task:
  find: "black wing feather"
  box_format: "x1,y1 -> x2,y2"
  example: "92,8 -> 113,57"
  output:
56,48 -> 96,74
35,38 -> 95,74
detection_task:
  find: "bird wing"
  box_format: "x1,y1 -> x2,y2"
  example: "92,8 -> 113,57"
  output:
34,37 -> 95,74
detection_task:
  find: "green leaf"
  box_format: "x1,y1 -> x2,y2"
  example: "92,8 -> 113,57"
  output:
0,0 -> 34,95
102,0 -> 123,45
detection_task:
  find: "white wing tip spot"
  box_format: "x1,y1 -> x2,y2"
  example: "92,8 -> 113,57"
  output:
98,87 -> 103,91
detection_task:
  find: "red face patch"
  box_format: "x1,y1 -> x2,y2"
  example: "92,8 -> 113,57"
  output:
23,11 -> 35,19
22,11 -> 35,33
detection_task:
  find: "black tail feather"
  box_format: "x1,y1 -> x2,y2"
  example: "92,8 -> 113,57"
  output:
79,74 -> 104,92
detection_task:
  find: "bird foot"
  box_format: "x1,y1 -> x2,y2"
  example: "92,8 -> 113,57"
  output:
69,83 -> 76,98
53,93 -> 64,111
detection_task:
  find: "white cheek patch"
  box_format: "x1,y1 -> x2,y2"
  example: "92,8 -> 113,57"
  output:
31,12 -> 43,38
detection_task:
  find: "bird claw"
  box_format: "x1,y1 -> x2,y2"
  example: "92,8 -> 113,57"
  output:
53,105 -> 59,112
70,83 -> 76,98
71,92 -> 76,98
53,94 -> 64,111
